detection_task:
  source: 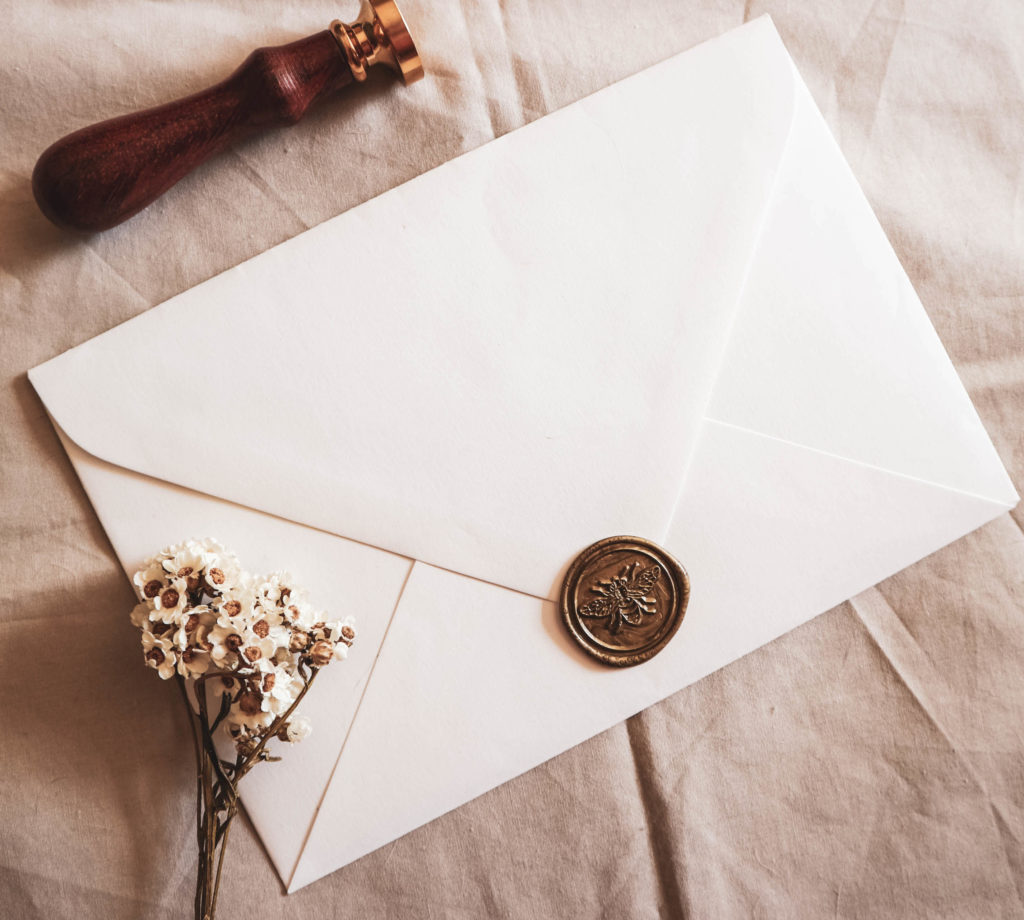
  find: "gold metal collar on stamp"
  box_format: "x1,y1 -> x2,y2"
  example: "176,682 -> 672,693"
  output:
331,0 -> 424,84
560,536 -> 690,667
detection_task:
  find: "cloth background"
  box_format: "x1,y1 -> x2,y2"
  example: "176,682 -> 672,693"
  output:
2,1 -> 1023,917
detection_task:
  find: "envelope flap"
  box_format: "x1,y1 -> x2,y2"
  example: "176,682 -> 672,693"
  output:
706,68 -> 1018,507
30,19 -> 796,599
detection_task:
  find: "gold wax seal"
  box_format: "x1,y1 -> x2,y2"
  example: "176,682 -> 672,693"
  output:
560,536 -> 689,667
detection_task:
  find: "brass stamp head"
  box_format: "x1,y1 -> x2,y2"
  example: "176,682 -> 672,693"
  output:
560,536 -> 689,667
331,0 -> 424,84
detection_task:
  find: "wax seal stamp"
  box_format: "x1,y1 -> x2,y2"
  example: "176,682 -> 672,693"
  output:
32,0 -> 423,232
560,536 -> 689,667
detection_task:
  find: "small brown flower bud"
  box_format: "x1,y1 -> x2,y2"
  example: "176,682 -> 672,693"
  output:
289,630 -> 308,652
219,675 -> 235,690
222,600 -> 242,617
238,689 -> 263,715
181,647 -> 199,664
160,587 -> 180,609
243,646 -> 262,662
341,625 -> 355,642
224,633 -> 243,652
208,567 -> 225,585
145,648 -> 165,666
177,566 -> 193,577
309,640 -> 333,668
143,579 -> 163,598
185,613 -> 201,633
252,619 -> 270,638
262,673 -> 276,693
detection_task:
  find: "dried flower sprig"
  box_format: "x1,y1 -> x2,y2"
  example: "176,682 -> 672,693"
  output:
129,538 -> 355,920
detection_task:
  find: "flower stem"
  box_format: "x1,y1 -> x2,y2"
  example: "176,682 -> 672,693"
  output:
176,677 -> 207,919
180,670 -> 320,919
209,806 -> 237,920
181,679 -> 238,920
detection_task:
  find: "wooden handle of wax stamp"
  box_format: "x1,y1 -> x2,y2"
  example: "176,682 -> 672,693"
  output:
32,1 -> 423,232
32,32 -> 354,232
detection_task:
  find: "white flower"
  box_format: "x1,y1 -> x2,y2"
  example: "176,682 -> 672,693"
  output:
303,617 -> 356,665
274,586 -> 313,625
172,606 -> 216,647
325,617 -> 357,648
284,604 -> 316,630
213,584 -> 257,627
265,668 -> 304,715
162,541 -> 210,585
226,688 -> 274,732
153,579 -> 189,625
203,548 -> 243,594
141,631 -> 177,680
129,539 -> 358,754
208,623 -> 246,664
283,716 -> 312,743
255,573 -> 292,605
248,608 -> 290,650
238,635 -> 277,671
208,621 -> 276,670
176,644 -> 212,678
133,562 -> 167,601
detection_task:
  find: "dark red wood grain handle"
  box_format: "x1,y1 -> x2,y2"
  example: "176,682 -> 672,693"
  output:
32,30 -> 354,232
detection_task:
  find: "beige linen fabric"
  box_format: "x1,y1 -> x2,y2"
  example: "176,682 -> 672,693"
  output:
2,1 -> 1023,917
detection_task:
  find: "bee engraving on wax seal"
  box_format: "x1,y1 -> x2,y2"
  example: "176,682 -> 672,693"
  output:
560,536 -> 689,667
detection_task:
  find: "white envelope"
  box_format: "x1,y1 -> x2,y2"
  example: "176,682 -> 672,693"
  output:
29,17 -> 1017,891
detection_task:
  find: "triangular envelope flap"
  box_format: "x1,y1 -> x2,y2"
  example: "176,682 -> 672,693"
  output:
48,418 -> 413,884
706,67 -> 1018,506
30,18 -> 797,600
